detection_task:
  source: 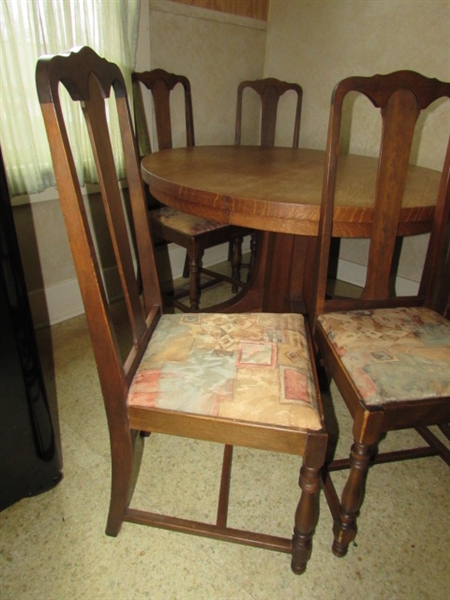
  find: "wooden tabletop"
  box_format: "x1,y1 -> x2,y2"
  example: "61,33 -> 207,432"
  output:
141,146 -> 440,237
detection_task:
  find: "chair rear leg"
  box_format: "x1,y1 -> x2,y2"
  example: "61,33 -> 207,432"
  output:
291,463 -> 322,574
332,440 -> 374,557
105,430 -> 135,537
230,237 -> 243,293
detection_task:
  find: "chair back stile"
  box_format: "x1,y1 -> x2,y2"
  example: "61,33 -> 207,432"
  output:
420,137 -> 450,304
36,49 -> 162,417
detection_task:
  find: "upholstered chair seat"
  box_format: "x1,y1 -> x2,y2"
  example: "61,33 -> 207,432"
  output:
129,312 -> 322,431
317,307 -> 450,407
150,207 -> 225,236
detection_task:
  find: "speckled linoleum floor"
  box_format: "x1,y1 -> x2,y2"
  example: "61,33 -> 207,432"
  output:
1,267 -> 449,600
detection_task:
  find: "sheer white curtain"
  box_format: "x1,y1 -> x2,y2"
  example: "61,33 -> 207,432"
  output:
0,0 -> 140,196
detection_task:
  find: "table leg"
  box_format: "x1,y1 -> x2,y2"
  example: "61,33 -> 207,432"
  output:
263,233 -> 297,312
203,233 -> 314,315
265,234 -> 319,315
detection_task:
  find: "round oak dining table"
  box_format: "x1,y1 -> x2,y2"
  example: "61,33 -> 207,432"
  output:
141,146 -> 440,312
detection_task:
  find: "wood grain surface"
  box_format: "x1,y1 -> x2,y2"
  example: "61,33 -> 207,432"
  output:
142,146 -> 440,237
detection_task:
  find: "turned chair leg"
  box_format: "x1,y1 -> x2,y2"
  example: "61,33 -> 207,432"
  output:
187,252 -> 202,310
291,463 -> 322,574
332,440 -> 374,557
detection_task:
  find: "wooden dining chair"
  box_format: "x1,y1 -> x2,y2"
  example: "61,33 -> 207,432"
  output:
308,71 -> 450,558
132,69 -> 254,311
36,46 -> 328,575
235,77 -> 303,294
235,77 -> 302,148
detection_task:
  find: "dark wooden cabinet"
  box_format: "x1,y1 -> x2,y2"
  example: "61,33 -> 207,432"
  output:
0,148 -> 62,511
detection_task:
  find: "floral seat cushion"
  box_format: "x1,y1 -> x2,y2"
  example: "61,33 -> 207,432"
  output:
317,306 -> 450,406
128,313 -> 322,431
150,207 -> 226,236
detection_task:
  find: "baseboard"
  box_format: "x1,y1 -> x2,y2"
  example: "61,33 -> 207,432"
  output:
29,278 -> 84,329
29,250 -> 419,329
29,240 -> 241,328
336,259 -> 420,296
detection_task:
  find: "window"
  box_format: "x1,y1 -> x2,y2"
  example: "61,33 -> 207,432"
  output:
0,0 -> 140,197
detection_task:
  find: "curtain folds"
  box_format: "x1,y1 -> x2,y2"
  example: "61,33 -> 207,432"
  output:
0,0 -> 140,197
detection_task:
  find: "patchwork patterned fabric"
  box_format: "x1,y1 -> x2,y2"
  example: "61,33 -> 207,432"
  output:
128,313 -> 322,431
151,207 -> 225,235
317,307 -> 450,406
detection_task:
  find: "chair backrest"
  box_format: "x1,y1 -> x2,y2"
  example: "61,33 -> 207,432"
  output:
132,69 -> 195,152
234,77 -> 303,148
309,71 -> 450,322
36,47 -> 162,432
